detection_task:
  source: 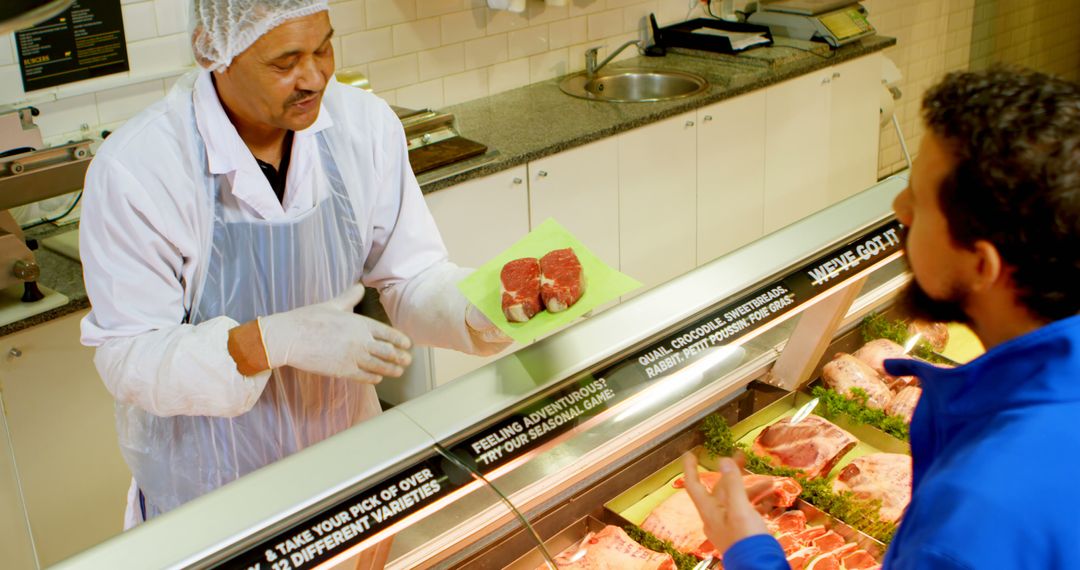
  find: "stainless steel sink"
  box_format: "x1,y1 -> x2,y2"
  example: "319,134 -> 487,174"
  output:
559,68 -> 708,102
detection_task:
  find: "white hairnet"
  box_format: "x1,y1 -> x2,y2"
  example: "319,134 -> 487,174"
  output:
192,0 -> 329,71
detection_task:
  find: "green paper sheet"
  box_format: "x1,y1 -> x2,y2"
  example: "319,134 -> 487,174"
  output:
457,218 -> 642,344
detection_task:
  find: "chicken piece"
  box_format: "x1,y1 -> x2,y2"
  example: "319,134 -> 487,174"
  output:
885,386 -> 922,424
907,319 -> 949,351
821,353 -> 893,410
852,339 -> 913,383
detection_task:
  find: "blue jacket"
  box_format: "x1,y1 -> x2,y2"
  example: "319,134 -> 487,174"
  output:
724,314 -> 1080,569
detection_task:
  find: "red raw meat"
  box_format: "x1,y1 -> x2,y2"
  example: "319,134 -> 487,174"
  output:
501,257 -> 542,322
787,545 -> 822,570
765,510 -> 807,535
673,472 -> 802,509
643,472 -> 800,558
794,524 -> 825,544
832,453 -> 912,523
752,415 -> 857,478
540,525 -> 675,570
811,531 -> 847,553
777,533 -> 802,555
842,549 -> 880,569
539,248 -> 586,312
805,553 -> 841,570
640,487 -> 715,557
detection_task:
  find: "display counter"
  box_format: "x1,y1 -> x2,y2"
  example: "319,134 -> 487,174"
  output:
56,173 -> 914,570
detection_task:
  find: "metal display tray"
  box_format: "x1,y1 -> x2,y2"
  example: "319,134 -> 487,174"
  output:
605,444 -> 888,562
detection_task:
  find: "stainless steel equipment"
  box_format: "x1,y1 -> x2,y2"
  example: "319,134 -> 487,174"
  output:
0,106 -> 91,302
336,68 -> 490,177
748,0 -> 875,47
52,173 -> 914,570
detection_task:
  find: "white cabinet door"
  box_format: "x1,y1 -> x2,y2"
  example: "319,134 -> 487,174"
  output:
696,92 -> 767,265
529,137 -> 620,271
763,69 -> 832,233
618,111 -> 698,294
828,54 -> 882,202
0,310 -> 129,567
424,166 -> 530,387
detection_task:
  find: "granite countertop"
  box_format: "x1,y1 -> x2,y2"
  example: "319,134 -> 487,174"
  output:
417,35 -> 895,192
0,35 -> 895,337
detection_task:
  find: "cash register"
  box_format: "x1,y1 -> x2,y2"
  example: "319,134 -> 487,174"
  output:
747,0 -> 876,48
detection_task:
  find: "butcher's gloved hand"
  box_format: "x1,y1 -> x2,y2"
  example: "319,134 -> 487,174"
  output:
466,304 -> 511,345
259,284 -> 412,383
681,453 -> 769,555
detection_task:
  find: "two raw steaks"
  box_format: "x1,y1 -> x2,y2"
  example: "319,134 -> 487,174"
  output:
501,248 -> 586,322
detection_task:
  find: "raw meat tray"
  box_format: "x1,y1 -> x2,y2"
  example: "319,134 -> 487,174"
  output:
734,391 -> 910,471
501,513 -> 632,570
604,444 -> 887,563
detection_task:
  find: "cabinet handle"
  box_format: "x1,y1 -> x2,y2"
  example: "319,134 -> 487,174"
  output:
8,348 -> 21,359
832,71 -> 841,79
703,115 -> 713,122
537,171 -> 548,178
512,177 -> 523,185
821,77 -> 831,85
685,120 -> 695,127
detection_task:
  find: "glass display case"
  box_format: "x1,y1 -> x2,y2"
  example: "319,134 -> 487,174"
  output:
55,173 -> 916,570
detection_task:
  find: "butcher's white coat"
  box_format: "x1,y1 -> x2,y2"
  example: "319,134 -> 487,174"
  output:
80,70 -> 505,420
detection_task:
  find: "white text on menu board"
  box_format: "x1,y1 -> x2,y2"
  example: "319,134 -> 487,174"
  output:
638,286 -> 794,379
257,468 -> 441,570
806,227 -> 901,287
469,377 -> 615,467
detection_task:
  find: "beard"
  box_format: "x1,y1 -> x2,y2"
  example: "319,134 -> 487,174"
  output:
897,278 -> 972,325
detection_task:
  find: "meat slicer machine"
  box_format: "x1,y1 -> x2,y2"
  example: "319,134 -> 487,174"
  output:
0,105 -> 91,306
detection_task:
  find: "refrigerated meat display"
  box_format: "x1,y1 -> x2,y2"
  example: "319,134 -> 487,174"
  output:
57,173 -> 944,570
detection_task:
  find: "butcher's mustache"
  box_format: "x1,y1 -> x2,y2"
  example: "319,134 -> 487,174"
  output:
285,90 -> 320,106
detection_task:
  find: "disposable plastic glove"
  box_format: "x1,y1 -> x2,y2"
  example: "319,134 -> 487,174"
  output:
465,304 -> 511,345
259,284 -> 413,383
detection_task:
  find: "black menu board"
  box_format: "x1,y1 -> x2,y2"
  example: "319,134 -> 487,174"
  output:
15,0 -> 129,91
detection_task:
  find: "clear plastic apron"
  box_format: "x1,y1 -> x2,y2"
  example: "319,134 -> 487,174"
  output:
115,135 -> 380,520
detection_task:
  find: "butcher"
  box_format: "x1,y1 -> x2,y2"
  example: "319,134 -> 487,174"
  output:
682,67 -> 1080,568
78,0 -> 510,540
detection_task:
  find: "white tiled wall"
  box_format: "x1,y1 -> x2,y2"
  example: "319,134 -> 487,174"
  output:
2,0 -> 1077,168
865,0 -> 1079,178
0,0 -> 707,144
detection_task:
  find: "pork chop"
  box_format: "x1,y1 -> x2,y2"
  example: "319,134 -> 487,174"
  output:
831,452 -> 912,523
752,415 -> 857,478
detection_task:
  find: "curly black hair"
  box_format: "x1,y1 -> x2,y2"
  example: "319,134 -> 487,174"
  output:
921,68 -> 1080,321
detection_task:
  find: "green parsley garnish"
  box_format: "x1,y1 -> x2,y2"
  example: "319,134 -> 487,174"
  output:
700,413 -> 897,544
812,385 -> 910,441
623,526 -> 701,570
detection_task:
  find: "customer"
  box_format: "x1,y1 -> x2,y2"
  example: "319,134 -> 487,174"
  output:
682,67 -> 1080,568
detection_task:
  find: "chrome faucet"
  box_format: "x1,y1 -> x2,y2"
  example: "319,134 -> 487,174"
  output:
585,40 -> 643,79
